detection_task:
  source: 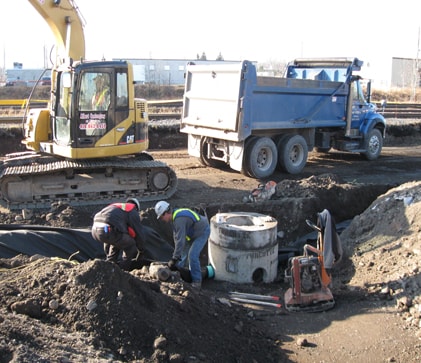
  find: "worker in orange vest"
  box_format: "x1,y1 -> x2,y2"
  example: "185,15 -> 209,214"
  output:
91,198 -> 145,270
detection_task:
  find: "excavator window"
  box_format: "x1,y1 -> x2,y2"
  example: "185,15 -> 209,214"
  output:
116,72 -> 128,107
53,71 -> 72,145
78,72 -> 111,112
91,73 -> 111,111
78,72 -> 111,137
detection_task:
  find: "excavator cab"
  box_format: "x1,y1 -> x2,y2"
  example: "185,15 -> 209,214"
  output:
24,60 -> 149,160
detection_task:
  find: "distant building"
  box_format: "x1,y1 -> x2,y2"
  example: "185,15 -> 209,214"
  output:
3,59 -> 243,87
119,58 -> 241,85
5,63 -> 50,87
391,57 -> 420,88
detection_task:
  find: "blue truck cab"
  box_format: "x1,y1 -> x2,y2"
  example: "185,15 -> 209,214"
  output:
181,58 -> 386,179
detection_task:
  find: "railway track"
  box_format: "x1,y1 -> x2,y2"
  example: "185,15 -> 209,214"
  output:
147,99 -> 182,120
0,100 -> 49,125
377,102 -> 421,119
1,99 -> 420,124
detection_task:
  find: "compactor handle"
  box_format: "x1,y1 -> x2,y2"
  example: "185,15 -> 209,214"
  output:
306,219 -> 321,232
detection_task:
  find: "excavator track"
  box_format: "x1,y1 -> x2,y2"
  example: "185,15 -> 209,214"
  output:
0,152 -> 178,210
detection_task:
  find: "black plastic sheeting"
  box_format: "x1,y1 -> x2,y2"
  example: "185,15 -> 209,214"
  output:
0,220 -> 352,266
0,225 -> 174,263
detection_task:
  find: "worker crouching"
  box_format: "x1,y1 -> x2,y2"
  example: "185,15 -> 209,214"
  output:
155,201 -> 210,289
91,198 -> 145,271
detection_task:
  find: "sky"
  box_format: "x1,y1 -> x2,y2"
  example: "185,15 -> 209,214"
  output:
1,0 -> 420,87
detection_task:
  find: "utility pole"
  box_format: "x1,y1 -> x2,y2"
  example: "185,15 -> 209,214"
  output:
1,46 -> 5,83
44,44 -> 47,68
411,26 -> 420,102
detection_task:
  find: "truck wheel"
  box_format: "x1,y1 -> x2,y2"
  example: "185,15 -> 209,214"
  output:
278,134 -> 308,174
241,136 -> 257,177
244,137 -> 278,178
275,135 -> 289,171
362,128 -> 383,160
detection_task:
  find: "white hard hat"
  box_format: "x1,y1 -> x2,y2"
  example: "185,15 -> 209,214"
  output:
155,200 -> 170,219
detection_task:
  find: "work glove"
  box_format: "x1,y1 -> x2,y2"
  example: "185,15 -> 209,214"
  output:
167,258 -> 178,271
133,249 -> 144,262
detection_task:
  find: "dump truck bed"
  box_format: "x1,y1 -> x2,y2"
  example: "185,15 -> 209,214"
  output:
181,60 -> 348,142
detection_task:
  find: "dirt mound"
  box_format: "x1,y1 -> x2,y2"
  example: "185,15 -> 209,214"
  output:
0,256 -> 285,362
340,181 -> 421,321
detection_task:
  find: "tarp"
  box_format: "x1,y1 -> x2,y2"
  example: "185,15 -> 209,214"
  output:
0,224 -> 174,263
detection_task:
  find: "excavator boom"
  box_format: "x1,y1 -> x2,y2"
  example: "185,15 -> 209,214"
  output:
28,0 -> 85,63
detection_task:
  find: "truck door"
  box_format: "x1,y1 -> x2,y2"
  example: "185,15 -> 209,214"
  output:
351,81 -> 368,127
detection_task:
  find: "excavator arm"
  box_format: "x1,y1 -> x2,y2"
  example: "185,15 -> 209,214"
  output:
28,0 -> 85,64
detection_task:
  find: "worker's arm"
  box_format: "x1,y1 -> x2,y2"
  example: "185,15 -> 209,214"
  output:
128,212 -> 146,248
172,218 -> 188,259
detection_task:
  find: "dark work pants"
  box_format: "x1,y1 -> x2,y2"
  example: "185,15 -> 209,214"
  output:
91,227 -> 138,270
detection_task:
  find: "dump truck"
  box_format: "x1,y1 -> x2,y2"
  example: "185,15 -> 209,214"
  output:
180,58 -> 386,178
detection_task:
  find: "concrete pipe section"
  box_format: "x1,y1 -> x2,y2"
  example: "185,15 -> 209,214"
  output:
209,212 -> 278,283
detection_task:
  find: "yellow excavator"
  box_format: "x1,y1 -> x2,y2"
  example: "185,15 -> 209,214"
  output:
0,0 -> 177,209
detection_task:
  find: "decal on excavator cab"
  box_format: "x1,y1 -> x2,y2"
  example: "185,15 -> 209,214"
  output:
79,112 -> 107,136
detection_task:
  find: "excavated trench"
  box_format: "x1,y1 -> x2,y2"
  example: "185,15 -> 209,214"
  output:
0,122 -> 418,260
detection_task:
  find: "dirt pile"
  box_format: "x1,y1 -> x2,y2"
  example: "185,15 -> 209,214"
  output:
0,256 -> 284,362
340,181 -> 421,331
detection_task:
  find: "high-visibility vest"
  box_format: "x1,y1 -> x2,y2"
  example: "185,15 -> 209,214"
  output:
93,88 -> 109,108
172,208 -> 200,241
172,208 -> 200,222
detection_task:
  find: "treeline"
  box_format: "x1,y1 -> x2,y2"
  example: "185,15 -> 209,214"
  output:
371,88 -> 421,103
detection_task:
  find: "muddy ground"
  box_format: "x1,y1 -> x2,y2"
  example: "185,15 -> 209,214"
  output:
0,120 -> 421,362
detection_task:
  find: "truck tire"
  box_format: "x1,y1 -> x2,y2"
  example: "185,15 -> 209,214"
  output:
278,134 -> 308,174
275,134 -> 289,171
244,137 -> 278,178
362,128 -> 383,161
241,136 -> 257,177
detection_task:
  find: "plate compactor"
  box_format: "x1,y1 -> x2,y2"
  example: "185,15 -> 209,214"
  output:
284,209 -> 343,313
